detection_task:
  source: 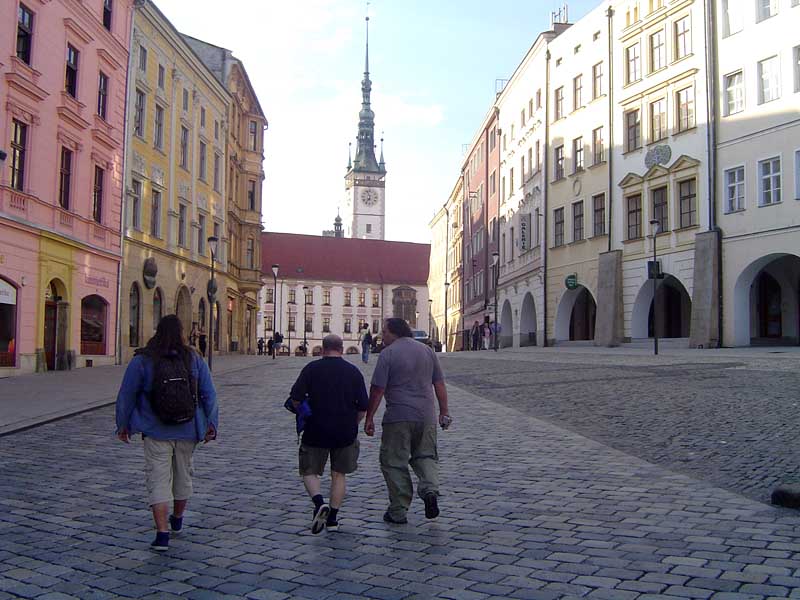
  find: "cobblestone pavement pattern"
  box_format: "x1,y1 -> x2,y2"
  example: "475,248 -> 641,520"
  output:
1,351 -> 799,599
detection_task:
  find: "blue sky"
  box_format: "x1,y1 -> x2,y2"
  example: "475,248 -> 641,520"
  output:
157,0 -> 598,243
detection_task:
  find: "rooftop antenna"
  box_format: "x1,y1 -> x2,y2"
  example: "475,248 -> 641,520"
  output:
495,78 -> 509,97
551,3 -> 569,26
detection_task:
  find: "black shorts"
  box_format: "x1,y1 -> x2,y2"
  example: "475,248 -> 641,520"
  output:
299,440 -> 360,476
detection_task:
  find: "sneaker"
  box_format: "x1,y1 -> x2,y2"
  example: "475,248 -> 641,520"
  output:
150,531 -> 169,552
311,504 -> 330,535
383,511 -> 408,525
423,493 -> 440,519
169,514 -> 183,533
326,519 -> 340,532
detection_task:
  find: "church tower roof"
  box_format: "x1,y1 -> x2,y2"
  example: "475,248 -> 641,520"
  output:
352,15 -> 382,173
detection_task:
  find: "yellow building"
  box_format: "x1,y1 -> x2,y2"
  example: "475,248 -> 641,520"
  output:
184,37 -> 268,356
120,2 -> 233,361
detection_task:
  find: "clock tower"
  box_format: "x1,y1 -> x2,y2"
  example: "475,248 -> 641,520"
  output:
343,15 -> 386,240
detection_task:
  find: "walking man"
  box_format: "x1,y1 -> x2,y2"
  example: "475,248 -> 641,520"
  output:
115,315 -> 218,551
289,334 -> 368,533
365,318 -> 450,524
361,326 -> 373,364
470,320 -> 480,351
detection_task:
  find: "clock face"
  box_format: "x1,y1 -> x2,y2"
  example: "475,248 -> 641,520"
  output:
361,189 -> 377,206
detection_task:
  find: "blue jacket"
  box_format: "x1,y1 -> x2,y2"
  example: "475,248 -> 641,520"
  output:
115,351 -> 218,442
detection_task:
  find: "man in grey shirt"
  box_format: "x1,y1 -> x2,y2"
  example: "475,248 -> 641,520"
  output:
365,318 -> 450,524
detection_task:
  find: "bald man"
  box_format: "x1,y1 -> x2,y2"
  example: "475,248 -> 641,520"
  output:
289,334 -> 369,533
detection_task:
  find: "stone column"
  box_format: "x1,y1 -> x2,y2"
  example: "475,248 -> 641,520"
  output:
595,250 -> 623,347
689,230 -> 720,349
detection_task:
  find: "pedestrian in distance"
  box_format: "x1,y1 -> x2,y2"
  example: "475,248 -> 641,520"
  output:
267,336 -> 274,357
257,337 -> 264,356
198,327 -> 207,358
482,322 -> 490,350
365,318 -> 451,525
115,314 -> 218,552
361,326 -> 373,364
470,320 -> 480,351
289,334 -> 368,534
274,331 -> 283,356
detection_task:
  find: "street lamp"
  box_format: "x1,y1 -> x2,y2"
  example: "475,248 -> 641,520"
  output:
206,235 -> 219,372
444,281 -> 450,352
428,298 -> 433,341
649,219 -> 660,356
271,264 -> 279,360
492,251 -> 500,351
302,285 -> 309,356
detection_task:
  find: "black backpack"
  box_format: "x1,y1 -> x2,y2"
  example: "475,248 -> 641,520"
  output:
149,353 -> 197,425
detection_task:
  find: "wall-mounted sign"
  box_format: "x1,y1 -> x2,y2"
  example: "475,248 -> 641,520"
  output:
0,279 -> 16,305
85,274 -> 109,288
519,213 -> 531,251
565,273 -> 578,290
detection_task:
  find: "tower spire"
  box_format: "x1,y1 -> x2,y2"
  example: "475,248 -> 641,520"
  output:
365,7 -> 369,75
379,132 -> 385,170
352,9 -> 379,173
347,142 -> 352,170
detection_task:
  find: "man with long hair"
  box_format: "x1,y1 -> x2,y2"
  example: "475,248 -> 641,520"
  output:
116,314 -> 218,551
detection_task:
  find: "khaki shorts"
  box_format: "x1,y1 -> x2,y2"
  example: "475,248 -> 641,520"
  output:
299,440 -> 360,476
143,437 -> 196,506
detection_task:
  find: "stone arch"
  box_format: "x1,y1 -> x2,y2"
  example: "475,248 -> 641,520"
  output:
346,346 -> 359,355
733,253 -> 800,346
152,287 -> 164,332
631,274 -> 692,339
175,285 -> 192,333
519,292 -> 537,347
500,299 -> 513,348
555,285 -> 596,341
80,294 -> 108,355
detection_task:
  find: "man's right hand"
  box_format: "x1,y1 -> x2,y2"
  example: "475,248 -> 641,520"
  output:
364,417 -> 375,437
117,428 -> 130,443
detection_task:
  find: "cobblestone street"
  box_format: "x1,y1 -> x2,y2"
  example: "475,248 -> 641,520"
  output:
2,350 -> 800,599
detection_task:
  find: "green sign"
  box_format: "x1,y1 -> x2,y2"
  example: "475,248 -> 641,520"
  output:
565,274 -> 578,290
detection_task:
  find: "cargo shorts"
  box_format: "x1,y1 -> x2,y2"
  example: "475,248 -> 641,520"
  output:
299,440 -> 360,476
143,437 -> 197,506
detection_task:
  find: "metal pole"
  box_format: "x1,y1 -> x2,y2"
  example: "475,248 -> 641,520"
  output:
494,262 -> 499,351
272,273 -> 277,360
303,287 -> 308,355
208,255 -> 215,372
653,228 -> 659,356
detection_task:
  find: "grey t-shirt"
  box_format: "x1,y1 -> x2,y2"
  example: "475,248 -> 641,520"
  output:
371,337 -> 445,424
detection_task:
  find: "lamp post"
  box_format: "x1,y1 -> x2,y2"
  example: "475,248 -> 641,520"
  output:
271,264 -> 279,360
428,298 -> 433,342
649,219 -> 660,356
206,235 -> 219,372
444,281 -> 450,352
492,251 -> 500,351
302,285 -> 309,356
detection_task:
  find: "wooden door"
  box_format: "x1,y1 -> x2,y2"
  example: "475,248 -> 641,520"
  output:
44,301 -> 57,370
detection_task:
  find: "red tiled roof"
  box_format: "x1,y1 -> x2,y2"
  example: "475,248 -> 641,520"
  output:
261,232 -> 430,286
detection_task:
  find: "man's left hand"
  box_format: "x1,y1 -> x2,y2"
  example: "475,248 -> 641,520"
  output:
364,417 -> 375,437
203,426 -> 217,443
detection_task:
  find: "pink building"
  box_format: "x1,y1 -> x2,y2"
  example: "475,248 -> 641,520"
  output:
0,0 -> 132,375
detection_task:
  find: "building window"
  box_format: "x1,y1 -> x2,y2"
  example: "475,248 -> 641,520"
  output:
65,45 -> 79,98
214,120 -> 220,140
725,71 -> 744,115
358,290 -> 366,307
17,4 -> 33,65
265,288 -> 274,304
97,72 -> 108,119
131,179 -> 141,230
249,121 -> 258,151
679,179 -> 697,228
178,204 -> 187,247
372,319 -> 380,334
722,0 -> 744,36
322,290 -> 331,305
199,141 -> 207,180
554,145 -> 565,180
758,0 -> 779,21
138,45 -> 147,72
674,16 -> 691,59
288,315 -> 296,332
157,63 -> 165,89
758,56 -> 781,104
150,189 -> 161,237
288,289 -> 296,304
587,127 -> 601,166
304,317 -> 312,333
592,193 -> 606,236
536,88 -> 542,109
554,87 -> 564,120
627,194 -> 642,240
134,90 -> 145,138
182,88 -> 189,111
573,201 -> 584,242
573,75 -> 583,110
180,127 -> 189,168
650,30 -> 665,72
200,106 -> 206,128
198,214 -> 206,255
248,180 -> 257,211
129,284 -> 140,347
103,0 -> 113,30
652,186 -> 668,232
343,291 -> 352,306
343,318 -> 351,334
10,120 -> 27,192
626,43 -> 641,84
553,208 -> 564,247
305,289 -> 314,305
759,157 -> 781,205
154,105 -> 164,149
794,46 -> 800,93
59,148 -> 72,210
246,239 -> 254,269
92,166 -> 104,223
650,98 -> 667,141
573,137 -> 584,172
676,87 -> 695,132
725,167 -> 745,212
626,109 -> 641,152
592,62 -> 603,98
265,315 -> 273,331
213,154 -> 221,192
323,317 -> 331,333
372,292 -> 380,307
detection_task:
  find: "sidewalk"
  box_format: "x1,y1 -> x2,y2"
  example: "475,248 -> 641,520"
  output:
0,354 -> 285,436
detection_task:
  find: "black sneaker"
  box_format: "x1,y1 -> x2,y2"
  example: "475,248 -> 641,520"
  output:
150,531 -> 169,552
423,493 -> 440,519
383,511 -> 408,525
169,514 -> 183,533
326,519 -> 340,532
311,504 -> 330,534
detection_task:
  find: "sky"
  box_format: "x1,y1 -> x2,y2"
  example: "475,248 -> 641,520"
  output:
156,0 -> 598,244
